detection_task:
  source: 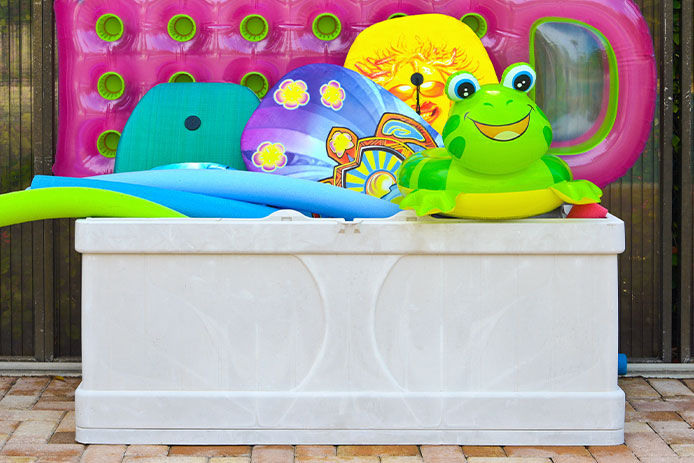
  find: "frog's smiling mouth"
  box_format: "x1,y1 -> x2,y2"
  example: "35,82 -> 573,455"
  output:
468,108 -> 532,142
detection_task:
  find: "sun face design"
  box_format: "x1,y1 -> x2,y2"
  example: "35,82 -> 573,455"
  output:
387,60 -> 449,128
273,79 -> 310,110
346,15 -> 500,135
251,141 -> 288,172
320,80 -> 346,111
351,37 -> 496,133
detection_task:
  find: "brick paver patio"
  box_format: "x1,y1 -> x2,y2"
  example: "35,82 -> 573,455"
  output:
0,376 -> 691,462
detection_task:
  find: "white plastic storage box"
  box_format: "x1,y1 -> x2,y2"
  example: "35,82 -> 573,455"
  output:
75,210 -> 625,445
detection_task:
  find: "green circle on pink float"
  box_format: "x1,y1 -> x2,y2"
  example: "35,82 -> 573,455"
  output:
460,13 -> 488,38
96,130 -> 121,158
97,72 -> 125,100
168,14 -> 196,42
95,13 -> 124,42
312,13 -> 341,41
240,14 -> 269,42
169,71 -> 195,83
241,72 -> 269,98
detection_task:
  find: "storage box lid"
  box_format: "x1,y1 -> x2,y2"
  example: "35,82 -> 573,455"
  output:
75,210 -> 625,255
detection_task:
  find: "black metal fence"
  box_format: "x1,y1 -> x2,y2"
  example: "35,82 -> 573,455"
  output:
0,0 -> 690,362
678,0 -> 694,361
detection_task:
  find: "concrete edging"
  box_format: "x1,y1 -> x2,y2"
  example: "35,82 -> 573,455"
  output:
0,362 -> 692,379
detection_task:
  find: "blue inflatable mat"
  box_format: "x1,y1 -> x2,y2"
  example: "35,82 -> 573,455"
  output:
91,169 -> 402,219
30,176 -> 276,219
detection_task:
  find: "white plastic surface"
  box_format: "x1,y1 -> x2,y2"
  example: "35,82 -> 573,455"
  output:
75,210 -> 625,445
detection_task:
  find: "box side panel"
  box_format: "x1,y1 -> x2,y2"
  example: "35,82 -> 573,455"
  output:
81,253 -> 618,393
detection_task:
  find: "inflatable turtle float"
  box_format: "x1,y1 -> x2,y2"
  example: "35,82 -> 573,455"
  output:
396,63 -> 603,219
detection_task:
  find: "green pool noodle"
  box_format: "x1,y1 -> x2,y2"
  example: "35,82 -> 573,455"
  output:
0,187 -> 186,228
114,83 -> 260,173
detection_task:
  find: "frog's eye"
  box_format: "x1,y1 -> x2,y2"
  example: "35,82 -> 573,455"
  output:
501,63 -> 536,92
446,72 -> 481,101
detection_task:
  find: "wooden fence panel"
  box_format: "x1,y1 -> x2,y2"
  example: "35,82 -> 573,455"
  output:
0,0 -> 687,362
680,0 -> 693,361
1,0 -> 38,359
602,0 -> 673,361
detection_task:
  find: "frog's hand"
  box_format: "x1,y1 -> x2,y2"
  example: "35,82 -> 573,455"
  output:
550,180 -> 603,204
399,189 -> 458,216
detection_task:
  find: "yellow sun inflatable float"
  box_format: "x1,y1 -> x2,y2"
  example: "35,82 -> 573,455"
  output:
344,14 -> 498,134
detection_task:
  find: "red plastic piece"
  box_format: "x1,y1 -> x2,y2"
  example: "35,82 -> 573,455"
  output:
566,203 -> 609,219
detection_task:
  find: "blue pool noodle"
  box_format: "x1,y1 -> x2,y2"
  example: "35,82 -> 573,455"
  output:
30,176 -> 276,219
618,353 -> 627,375
90,169 -> 402,219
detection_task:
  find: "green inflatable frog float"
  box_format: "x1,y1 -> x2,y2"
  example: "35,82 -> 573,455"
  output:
396,63 -> 603,219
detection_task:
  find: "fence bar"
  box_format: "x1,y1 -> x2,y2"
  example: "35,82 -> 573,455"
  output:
682,0 -> 693,362
660,0 -> 674,362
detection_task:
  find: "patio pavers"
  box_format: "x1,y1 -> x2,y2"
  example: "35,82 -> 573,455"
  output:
0,376 -> 690,461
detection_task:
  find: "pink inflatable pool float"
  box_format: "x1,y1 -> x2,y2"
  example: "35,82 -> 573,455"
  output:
53,0 -> 655,187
